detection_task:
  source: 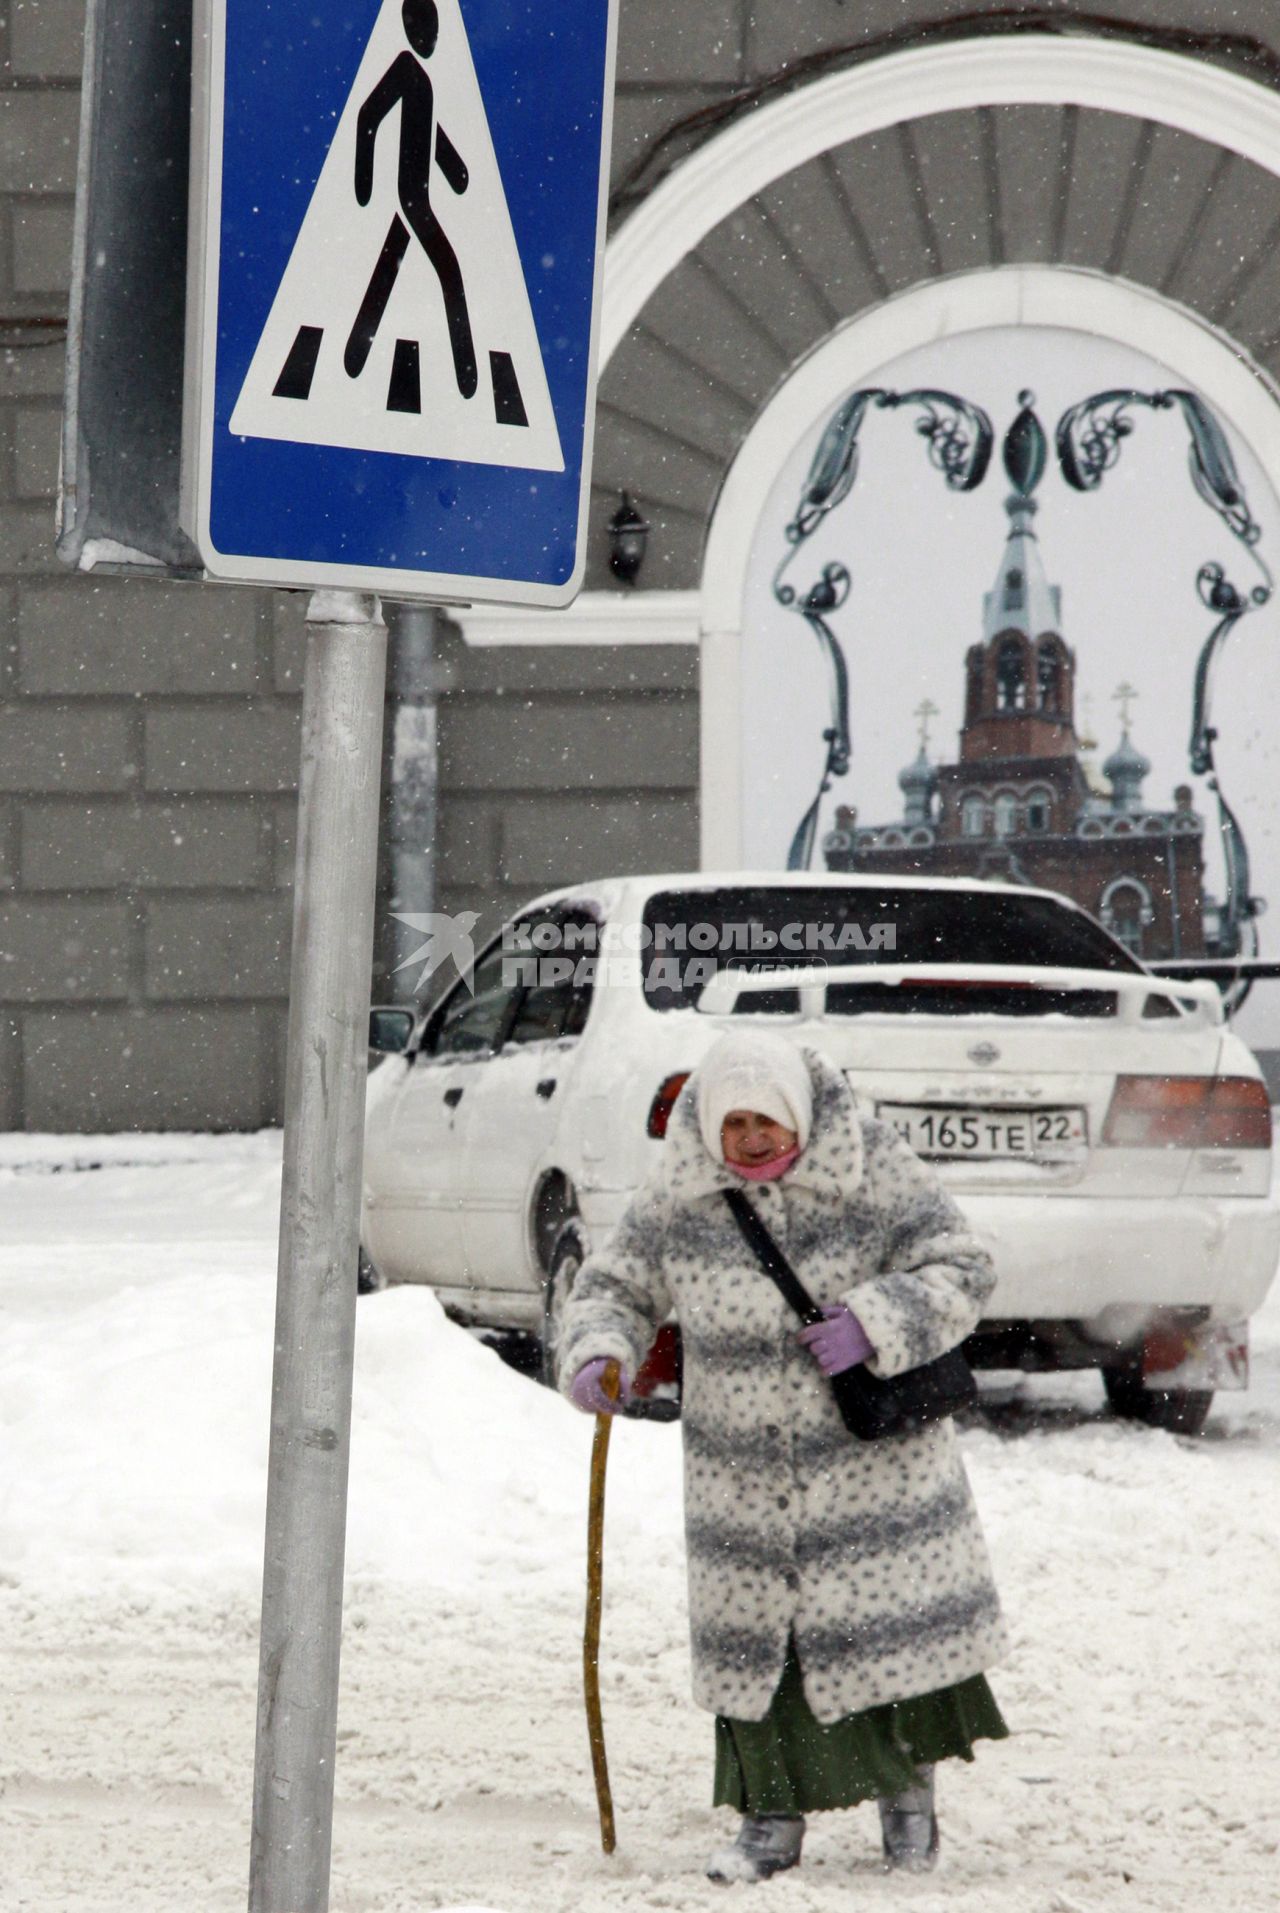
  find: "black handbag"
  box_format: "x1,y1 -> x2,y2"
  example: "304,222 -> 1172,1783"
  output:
721,1188 -> 977,1441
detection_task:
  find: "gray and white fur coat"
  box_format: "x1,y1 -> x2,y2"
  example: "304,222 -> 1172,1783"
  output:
559,1045 -> 1008,1724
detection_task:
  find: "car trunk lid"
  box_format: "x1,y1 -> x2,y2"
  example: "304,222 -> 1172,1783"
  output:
698,963 -> 1229,1196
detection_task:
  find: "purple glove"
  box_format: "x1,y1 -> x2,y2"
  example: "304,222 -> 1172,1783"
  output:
797,1304 -> 876,1376
569,1358 -> 632,1415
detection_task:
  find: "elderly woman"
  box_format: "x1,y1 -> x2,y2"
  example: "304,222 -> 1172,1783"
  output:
561,1029 -> 1008,1884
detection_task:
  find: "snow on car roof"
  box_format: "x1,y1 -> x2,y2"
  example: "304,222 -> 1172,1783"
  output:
518,869 -> 1094,916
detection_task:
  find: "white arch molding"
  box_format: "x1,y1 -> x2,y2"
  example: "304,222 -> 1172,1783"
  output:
600,34 -> 1280,364
697,266 -> 1280,865
460,32 -> 1280,871
461,30 -> 1280,651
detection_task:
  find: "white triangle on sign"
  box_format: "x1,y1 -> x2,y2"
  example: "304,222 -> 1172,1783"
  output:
229,0 -> 565,473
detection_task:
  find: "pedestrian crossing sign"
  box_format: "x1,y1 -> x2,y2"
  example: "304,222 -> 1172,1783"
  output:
182,0 -> 618,604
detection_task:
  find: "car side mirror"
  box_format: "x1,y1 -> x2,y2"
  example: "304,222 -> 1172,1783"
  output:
368,1007 -> 416,1054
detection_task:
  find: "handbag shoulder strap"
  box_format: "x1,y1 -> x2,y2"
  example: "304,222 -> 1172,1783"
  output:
721,1187 -> 825,1328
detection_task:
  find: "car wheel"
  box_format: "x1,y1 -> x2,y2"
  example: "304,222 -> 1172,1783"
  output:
541,1220 -> 587,1388
1101,1362 -> 1213,1435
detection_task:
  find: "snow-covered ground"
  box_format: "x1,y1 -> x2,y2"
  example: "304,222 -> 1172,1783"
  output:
1,1132 -> 1278,1913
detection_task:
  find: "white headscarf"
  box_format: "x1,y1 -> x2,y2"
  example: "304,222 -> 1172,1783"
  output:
694,1029 -> 814,1163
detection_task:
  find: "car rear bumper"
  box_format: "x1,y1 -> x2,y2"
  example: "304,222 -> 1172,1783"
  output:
969,1190 -> 1280,1322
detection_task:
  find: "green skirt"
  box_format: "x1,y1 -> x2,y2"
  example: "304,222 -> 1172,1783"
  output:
713,1634 -> 1009,1815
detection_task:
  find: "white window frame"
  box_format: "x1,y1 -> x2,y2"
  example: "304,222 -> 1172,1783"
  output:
1025,786 -> 1053,833
1100,877 -> 1156,954
993,793 -> 1019,839
961,794 -> 987,839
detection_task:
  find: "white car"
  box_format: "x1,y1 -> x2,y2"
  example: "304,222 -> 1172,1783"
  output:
362,872 -> 1280,1433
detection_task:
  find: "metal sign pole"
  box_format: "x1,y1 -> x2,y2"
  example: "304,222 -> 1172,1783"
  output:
249,589 -> 388,1913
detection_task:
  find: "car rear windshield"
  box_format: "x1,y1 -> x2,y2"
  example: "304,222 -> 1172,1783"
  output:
639,885 -> 1142,1012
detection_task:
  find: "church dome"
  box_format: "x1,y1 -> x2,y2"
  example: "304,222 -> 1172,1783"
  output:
898,746 -> 937,794
1103,732 -> 1150,782
1103,728 -> 1151,814
897,746 -> 937,826
1004,390 -> 1048,498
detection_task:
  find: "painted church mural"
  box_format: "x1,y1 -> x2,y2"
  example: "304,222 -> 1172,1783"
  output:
824,395 -> 1219,966
740,327 -> 1278,1039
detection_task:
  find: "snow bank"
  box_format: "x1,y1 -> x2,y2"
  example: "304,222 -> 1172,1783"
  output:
2,1133 -> 1278,1913
0,1132 -> 682,1601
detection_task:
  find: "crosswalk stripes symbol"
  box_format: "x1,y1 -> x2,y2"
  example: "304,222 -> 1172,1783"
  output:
230,0 -> 565,472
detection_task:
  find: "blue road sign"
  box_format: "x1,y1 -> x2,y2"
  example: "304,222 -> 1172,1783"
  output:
184,0 -> 618,604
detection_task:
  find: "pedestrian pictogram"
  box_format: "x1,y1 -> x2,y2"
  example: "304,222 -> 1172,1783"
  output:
186,0 -> 617,603
229,0 -> 564,472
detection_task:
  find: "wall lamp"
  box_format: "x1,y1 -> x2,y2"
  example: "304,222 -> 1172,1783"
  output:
608,492 -> 650,586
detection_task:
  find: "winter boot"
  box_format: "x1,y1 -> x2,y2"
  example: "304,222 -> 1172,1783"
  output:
705,1813 -> 805,1884
877,1764 -> 939,1873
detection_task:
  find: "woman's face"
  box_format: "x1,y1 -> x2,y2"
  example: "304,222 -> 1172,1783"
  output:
720,1108 -> 799,1168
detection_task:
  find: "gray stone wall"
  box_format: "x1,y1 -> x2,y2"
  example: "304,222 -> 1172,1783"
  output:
432,631 -> 698,935
2,577 -> 298,1129
5,0 -> 1280,1127
0,0 -> 703,1129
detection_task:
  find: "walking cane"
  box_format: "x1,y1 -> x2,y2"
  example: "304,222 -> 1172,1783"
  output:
583,1358 -> 620,1854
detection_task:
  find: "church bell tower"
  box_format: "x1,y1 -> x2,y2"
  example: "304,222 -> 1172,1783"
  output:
959,391 -> 1079,767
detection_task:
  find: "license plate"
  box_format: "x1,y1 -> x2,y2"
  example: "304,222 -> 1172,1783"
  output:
877,1104 -> 1087,1160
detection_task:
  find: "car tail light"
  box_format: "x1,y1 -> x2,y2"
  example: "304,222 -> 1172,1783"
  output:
647,1071 -> 690,1139
1102,1075 -> 1271,1149
1196,1077 -> 1273,1148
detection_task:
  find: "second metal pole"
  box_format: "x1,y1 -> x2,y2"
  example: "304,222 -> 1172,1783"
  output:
249,589 -> 388,1913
